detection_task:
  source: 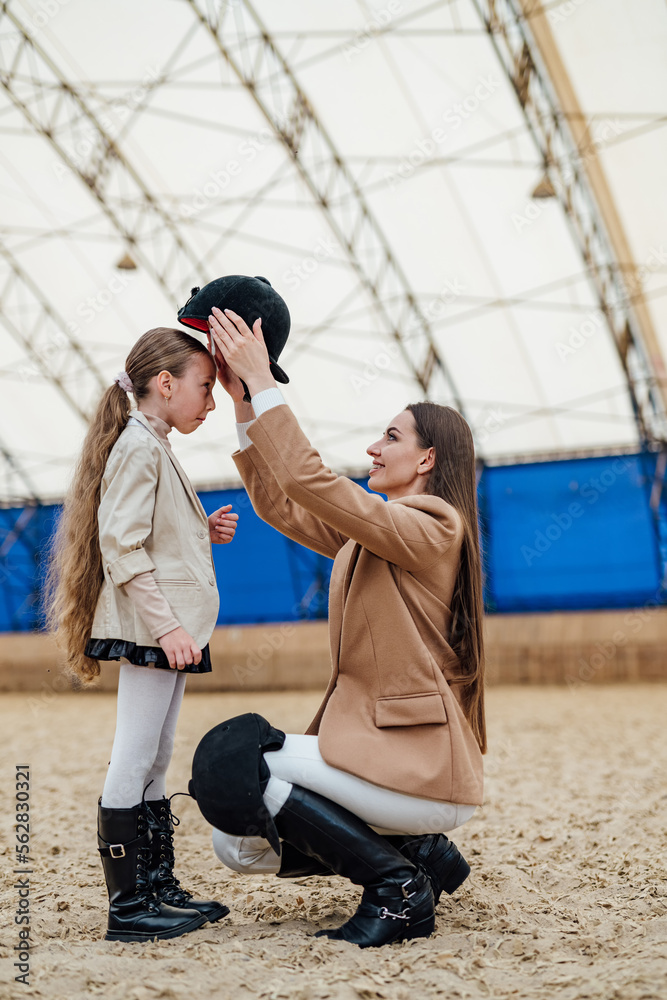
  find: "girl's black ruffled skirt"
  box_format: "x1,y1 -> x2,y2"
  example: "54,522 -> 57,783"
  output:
84,637 -> 212,674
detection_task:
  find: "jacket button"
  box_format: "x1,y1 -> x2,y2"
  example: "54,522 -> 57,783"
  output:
208,577 -> 215,586
197,529 -> 206,539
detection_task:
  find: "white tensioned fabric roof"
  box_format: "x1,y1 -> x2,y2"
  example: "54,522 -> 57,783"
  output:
0,0 -> 666,503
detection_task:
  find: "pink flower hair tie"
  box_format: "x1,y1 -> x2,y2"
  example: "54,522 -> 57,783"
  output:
114,371 -> 134,393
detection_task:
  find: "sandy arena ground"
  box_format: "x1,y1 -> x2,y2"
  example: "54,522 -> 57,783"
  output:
1,684 -> 666,1000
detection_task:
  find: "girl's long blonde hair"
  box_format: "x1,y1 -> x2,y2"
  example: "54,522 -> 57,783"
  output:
44,327 -> 209,684
406,402 -> 487,754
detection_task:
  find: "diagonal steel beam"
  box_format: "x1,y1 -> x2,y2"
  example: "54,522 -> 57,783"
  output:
471,0 -> 667,446
0,430 -> 41,504
0,3 -> 204,306
0,1 -> 212,495
0,241 -> 106,424
2,0 -> 471,428
185,0 -> 469,420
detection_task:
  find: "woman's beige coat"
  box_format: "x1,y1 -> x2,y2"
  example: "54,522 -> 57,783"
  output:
90,410 -> 219,648
234,404 -> 484,806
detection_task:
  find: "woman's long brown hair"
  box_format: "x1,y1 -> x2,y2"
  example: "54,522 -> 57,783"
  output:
44,327 -> 209,684
406,402 -> 487,753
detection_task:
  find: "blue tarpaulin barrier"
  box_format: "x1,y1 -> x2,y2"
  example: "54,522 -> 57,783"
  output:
0,452 -> 663,632
480,453 -> 662,612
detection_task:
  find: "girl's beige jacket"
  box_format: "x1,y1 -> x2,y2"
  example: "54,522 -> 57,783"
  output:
91,410 -> 219,649
234,404 -> 483,806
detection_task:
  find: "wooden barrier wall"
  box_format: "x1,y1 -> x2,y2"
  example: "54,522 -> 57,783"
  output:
1,608 -> 666,694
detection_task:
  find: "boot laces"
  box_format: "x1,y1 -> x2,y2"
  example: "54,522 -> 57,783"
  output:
142,788 -> 192,902
135,841 -> 161,912
141,784 -> 185,830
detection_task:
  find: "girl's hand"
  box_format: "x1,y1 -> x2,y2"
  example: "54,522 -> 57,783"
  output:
208,306 -> 275,395
209,504 -> 238,544
157,627 -> 202,670
207,329 -> 246,402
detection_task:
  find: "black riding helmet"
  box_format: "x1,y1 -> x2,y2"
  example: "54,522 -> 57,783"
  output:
189,713 -> 286,854
177,275 -> 290,398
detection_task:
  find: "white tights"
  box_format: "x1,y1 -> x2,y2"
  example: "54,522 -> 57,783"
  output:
212,734 -> 477,875
101,661 -> 186,809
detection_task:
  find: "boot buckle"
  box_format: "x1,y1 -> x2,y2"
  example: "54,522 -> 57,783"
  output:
379,906 -> 409,920
401,877 -> 418,899
109,844 -> 126,859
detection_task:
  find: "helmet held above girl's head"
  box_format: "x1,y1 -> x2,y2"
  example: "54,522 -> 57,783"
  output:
177,275 -> 290,388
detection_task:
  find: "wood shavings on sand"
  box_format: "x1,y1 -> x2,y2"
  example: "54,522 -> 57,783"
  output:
1,685 -> 666,1000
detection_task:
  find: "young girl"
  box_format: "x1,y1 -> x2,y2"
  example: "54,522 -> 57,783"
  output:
46,326 -> 236,942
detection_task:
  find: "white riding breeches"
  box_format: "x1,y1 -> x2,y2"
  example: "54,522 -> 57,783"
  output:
211,733 -> 477,875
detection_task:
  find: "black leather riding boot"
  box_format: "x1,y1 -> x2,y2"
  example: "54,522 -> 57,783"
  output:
386,834 -> 471,905
145,797 -> 229,923
277,835 -> 470,896
97,799 -> 207,942
277,842 -> 333,879
274,785 -> 435,947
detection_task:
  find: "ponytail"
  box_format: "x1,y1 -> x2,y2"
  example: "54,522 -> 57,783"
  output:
45,384 -> 131,682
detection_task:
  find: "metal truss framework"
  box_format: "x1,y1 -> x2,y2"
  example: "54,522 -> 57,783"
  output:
0,0 -> 664,624
0,242 -> 106,423
0,1 -> 199,501
185,0 -> 468,416
0,0 -> 290,503
0,3 -> 205,310
471,0 -> 667,448
1,0 -> 469,431
0,1 -> 664,464
2,0 -> 663,465
0,431 -> 40,504
0,242 -> 110,504
0,0 -> 470,615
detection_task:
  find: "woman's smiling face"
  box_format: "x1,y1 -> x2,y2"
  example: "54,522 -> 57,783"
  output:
366,409 -> 434,500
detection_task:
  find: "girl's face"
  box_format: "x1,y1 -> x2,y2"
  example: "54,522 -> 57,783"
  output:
366,409 -> 434,500
162,353 -> 217,434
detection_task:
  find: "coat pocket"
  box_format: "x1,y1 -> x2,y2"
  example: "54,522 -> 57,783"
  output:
375,692 -> 448,728
155,579 -> 201,607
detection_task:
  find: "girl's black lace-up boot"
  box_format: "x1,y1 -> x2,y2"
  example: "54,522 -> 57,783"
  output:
144,796 -> 229,923
97,799 -> 208,941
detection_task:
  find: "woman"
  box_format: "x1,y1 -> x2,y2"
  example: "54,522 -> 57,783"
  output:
204,305 -> 485,948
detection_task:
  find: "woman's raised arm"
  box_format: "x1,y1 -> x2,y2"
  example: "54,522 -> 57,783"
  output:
246,404 -> 462,574
208,305 -> 459,569
233,443 -> 348,560
216,344 -> 348,559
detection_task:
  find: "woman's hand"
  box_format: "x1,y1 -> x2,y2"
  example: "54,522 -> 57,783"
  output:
208,306 -> 276,396
207,329 -> 246,402
209,504 -> 238,544
157,626 -> 202,670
